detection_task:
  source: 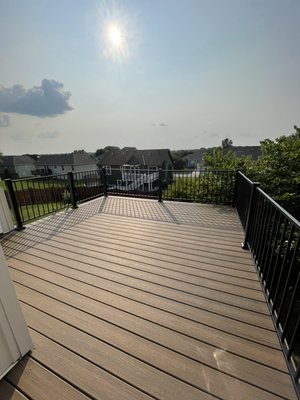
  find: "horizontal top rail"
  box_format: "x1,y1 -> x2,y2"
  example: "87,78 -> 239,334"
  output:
236,170 -> 260,186
256,187 -> 300,228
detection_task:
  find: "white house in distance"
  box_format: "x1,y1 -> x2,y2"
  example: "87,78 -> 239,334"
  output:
0,156 -> 35,179
33,151 -> 98,176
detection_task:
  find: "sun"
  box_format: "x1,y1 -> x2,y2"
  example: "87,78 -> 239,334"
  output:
98,3 -> 138,63
108,24 -> 123,47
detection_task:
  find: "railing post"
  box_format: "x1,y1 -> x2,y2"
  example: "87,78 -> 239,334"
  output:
101,168 -> 108,197
232,170 -> 240,207
242,181 -> 260,249
67,172 -> 78,209
158,169 -> 163,202
4,179 -> 24,230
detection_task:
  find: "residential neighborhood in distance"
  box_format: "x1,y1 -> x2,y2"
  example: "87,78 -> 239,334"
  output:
0,144 -> 261,180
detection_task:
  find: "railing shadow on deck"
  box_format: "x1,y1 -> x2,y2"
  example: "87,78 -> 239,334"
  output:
1,197 -> 107,258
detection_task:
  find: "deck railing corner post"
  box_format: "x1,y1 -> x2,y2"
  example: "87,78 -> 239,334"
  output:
158,168 -> 163,202
4,178 -> 24,230
232,170 -> 240,207
101,168 -> 108,197
67,172 -> 78,209
242,181 -> 260,249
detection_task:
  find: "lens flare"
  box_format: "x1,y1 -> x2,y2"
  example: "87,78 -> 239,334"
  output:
97,2 -> 138,63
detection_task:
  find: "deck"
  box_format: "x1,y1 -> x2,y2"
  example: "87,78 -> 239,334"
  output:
0,196 -> 297,400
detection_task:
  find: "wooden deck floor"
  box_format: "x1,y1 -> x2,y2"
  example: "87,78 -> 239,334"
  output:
0,197 -> 297,400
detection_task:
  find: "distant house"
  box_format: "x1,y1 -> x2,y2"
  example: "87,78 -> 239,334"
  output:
183,146 -> 261,168
33,151 -> 98,176
97,147 -> 173,191
0,155 -> 35,179
182,149 -> 207,169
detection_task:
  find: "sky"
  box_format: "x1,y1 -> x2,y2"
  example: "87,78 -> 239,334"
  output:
0,0 -> 299,155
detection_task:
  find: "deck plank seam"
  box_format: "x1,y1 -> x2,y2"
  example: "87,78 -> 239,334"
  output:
20,301 -> 291,400
6,243 -> 270,315
27,326 -> 223,400
93,213 -> 244,236
22,231 -> 260,290
78,219 -> 245,249
9,230 -> 254,270
2,379 -> 32,400
27,328 -> 161,400
66,225 -> 251,261
9,255 -> 274,331
11,272 -> 282,353
5,235 -> 259,283
5,237 -> 267,301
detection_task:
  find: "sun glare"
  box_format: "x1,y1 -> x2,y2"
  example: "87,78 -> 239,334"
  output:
98,3 -> 138,63
108,24 -> 122,47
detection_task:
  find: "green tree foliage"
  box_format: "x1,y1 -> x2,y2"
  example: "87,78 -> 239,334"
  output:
221,138 -> 233,149
251,126 -> 300,218
203,140 -> 254,171
202,129 -> 300,218
163,172 -> 234,204
95,146 -> 120,158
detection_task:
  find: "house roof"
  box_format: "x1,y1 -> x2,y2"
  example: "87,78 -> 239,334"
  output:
183,146 -> 261,164
99,148 -> 173,167
35,151 -> 96,166
2,155 -> 35,166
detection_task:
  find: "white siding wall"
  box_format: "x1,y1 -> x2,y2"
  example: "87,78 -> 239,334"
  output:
15,164 -> 34,177
74,164 -> 98,173
46,164 -> 98,175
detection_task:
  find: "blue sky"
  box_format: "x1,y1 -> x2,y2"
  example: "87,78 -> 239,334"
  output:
0,0 -> 299,154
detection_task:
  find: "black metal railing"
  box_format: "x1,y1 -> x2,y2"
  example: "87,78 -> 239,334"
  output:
234,171 -> 259,230
5,169 -> 105,228
162,169 -> 236,204
235,172 -> 300,395
73,169 -> 105,203
106,168 -> 160,199
5,168 -> 237,228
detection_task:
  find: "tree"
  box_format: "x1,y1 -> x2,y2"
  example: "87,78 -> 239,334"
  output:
221,138 -> 233,150
203,139 -> 254,171
95,146 -> 120,158
251,126 -> 300,218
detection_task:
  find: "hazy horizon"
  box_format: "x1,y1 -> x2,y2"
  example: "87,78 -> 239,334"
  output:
1,0 -> 299,154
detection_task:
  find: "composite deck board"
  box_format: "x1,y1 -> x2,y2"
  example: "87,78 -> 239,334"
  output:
0,380 -> 30,400
65,223 -> 251,260
10,228 -> 255,272
78,219 -> 246,251
4,238 -> 271,315
1,199 -> 297,400
58,227 -> 256,277
13,284 -> 295,400
7,251 -> 274,330
24,307 -> 217,400
5,237 -> 270,315
12,275 -> 286,371
9,262 -> 278,347
22,303 -> 294,400
5,357 -> 90,400
13,229 -> 262,295
6,232 -> 265,300
5,232 -> 259,283
12,283 -> 287,372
